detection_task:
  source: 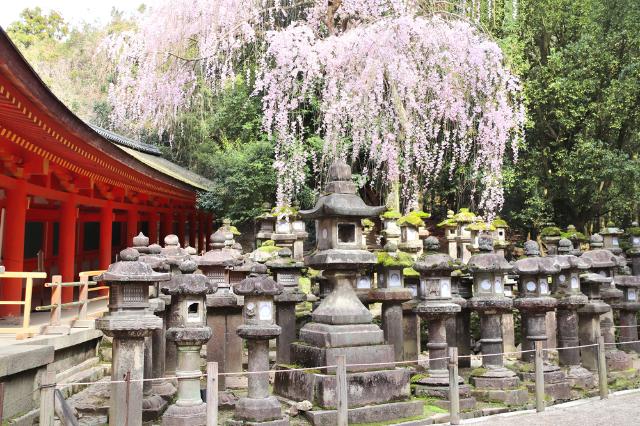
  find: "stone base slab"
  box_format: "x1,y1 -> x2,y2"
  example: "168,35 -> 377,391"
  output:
606,350 -> 634,372
565,365 -> 596,389
234,396 -> 283,423
302,400 -> 424,426
469,375 -> 519,390
153,380 -> 177,401
471,388 -> 529,406
298,322 -> 384,348
274,367 -> 411,408
142,394 -> 168,421
290,342 -> 394,373
525,381 -> 572,400
431,396 -> 477,411
162,402 -> 206,426
226,417 -> 289,426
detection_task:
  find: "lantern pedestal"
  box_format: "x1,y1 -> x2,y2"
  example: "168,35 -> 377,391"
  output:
613,275 -> 640,354
143,298 -> 169,420
369,289 -> 412,362
601,286 -> 634,373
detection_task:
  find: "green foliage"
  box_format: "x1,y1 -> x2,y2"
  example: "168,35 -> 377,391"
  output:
381,210 -> 402,219
398,211 -> 430,227
376,251 -> 415,267
7,7 -> 69,48
540,226 -> 562,237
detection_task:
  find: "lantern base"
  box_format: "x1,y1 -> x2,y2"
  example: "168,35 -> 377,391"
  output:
298,322 -> 384,348
142,394 -> 168,422
232,396 -> 286,424
301,400 -> 423,426
414,383 -> 477,411
290,342 -> 394,373
564,365 -> 596,389
161,401 -> 206,426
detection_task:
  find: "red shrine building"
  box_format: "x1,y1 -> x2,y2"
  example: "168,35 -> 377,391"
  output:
0,29 -> 214,316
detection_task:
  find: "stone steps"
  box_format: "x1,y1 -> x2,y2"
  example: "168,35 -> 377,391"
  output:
57,357 -> 110,399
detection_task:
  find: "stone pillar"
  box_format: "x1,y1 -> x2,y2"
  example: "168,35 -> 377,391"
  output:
292,218 -> 308,261
99,203 -> 113,269
267,248 -> 306,365
60,196 -> 77,303
230,266 -> 287,425
613,275 -> 640,354
162,260 -> 215,425
95,249 -> 169,426
142,298 -> 167,421
577,272 -> 612,371
2,180 -> 27,316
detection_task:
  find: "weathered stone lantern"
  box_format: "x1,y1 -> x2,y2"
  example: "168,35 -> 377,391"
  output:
551,238 -> 594,388
467,223 -> 495,256
398,212 -> 427,257
370,244 -> 413,361
274,160 -> 423,424
600,223 -> 624,255
454,209 -> 478,264
381,210 -> 402,248
267,247 -> 307,365
512,241 -> 570,400
627,223 -> 640,276
564,225 -> 587,256
255,203 -> 276,248
95,248 -> 169,426
271,209 -> 297,255
445,269 -> 473,368
412,237 -> 476,410
613,275 -> 640,353
540,226 -> 562,255
291,208 -> 308,261
162,260 -> 215,425
468,236 -> 527,405
196,229 -> 244,390
440,210 -> 459,259
491,217 -> 510,257
585,235 -> 633,372
230,265 -> 287,425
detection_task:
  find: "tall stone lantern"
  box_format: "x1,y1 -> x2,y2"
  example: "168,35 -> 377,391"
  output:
255,203 -> 276,248
551,238 -> 594,388
626,223 -> 640,276
613,275 -> 640,353
161,260 -> 215,425
274,160 -> 423,423
412,237 -> 476,410
196,229 -> 244,390
600,223 -> 624,255
266,247 -> 307,365
585,235 -> 633,372
95,248 -> 169,426
512,241 -> 570,400
439,210 -> 458,259
398,212 -> 426,257
230,265 -> 288,425
468,236 -> 527,405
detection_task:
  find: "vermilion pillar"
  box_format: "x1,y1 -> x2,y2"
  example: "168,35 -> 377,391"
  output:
126,208 -> 138,247
161,211 -> 173,243
177,211 -> 186,247
2,180 -> 28,316
205,213 -> 213,247
99,203 -> 113,269
188,212 -> 197,249
149,211 -> 159,245
59,196 -> 77,303
198,212 -> 206,254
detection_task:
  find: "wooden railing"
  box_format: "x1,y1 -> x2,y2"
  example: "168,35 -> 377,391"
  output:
0,271 -> 48,339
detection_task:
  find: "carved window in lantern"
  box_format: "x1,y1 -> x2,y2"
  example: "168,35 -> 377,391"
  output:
388,270 -> 402,288
293,220 -> 306,232
478,274 -> 493,294
276,220 -> 291,234
279,273 -> 297,287
187,301 -> 201,323
258,301 -> 273,321
633,237 -> 640,246
337,223 -> 356,244
230,272 -> 244,285
494,276 -> 503,294
206,269 -> 225,284
526,280 -> 537,293
407,283 -> 418,298
570,274 -> 580,290
440,278 -> 451,298
123,285 -> 145,304
357,275 -> 371,289
612,237 -> 619,247
449,229 -> 456,236
597,269 -> 609,278
498,230 -> 505,239
403,226 -> 418,242
628,289 -> 637,302
539,278 -> 549,295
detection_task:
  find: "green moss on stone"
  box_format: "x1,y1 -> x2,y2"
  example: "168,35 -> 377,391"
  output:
377,250 -> 415,267
381,209 -> 402,219
398,211 -> 430,227
540,226 -> 562,237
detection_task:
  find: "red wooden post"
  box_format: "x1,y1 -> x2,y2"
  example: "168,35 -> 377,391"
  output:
59,196 -> 77,304
188,212 -> 197,249
149,211 -> 159,245
2,179 -> 27,316
161,211 -> 173,242
126,209 -> 138,247
99,203 -> 113,269
198,212 -> 206,253
177,211 -> 186,246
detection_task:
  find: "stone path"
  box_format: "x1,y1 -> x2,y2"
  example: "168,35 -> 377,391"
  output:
464,390 -> 640,425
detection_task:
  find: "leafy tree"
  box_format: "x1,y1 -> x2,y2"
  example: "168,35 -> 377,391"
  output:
6,7 -> 69,48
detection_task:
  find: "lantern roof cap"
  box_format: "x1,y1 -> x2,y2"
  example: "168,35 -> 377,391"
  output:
266,247 -> 305,269
98,248 -> 170,282
552,254 -> 590,270
614,275 -> 640,288
513,255 -> 560,275
467,252 -> 512,273
233,270 -> 282,296
162,259 -> 215,295
581,248 -> 617,268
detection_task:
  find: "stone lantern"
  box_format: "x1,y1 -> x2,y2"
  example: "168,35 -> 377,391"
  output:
95,248 -> 169,426
446,270 -> 473,368
230,265 -> 288,426
467,224 -> 495,256
381,210 -> 402,248
255,203 -> 276,248
613,275 -> 640,353
600,223 -> 624,255
161,234 -> 189,265
626,223 -> 640,276
439,210 -> 458,259
161,260 -> 215,425
412,237 -> 476,410
564,225 -> 587,256
291,208 -> 308,261
491,217 -> 509,257
453,209 -> 478,264
584,236 -> 633,372
398,212 -> 425,257
551,238 -> 594,388
370,244 -> 413,361
272,210 -> 297,255
512,241 -> 570,400
266,247 -> 307,365
468,236 -> 527,405
540,226 -> 562,255
274,160 -> 423,424
196,229 -> 244,390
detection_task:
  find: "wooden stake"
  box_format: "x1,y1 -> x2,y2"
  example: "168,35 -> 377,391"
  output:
207,362 -> 218,426
597,336 -> 608,399
534,340 -> 545,412
39,366 -> 55,426
448,347 -> 460,425
336,355 -> 348,426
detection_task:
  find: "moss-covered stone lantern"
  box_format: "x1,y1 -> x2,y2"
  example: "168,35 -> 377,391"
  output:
600,223 -> 624,255
439,210 -> 458,259
626,222 -> 640,276
255,202 -> 276,248
95,248 -> 169,426
161,260 -> 215,426
381,209 -> 402,248
564,225 -> 587,256
267,247 -> 307,364
513,241 -> 571,400
274,160 -> 423,423
398,211 -> 429,257
491,217 -> 510,257
468,236 -> 527,405
613,275 -> 640,353
230,265 -> 287,425
551,238 -> 594,388
412,237 -> 476,411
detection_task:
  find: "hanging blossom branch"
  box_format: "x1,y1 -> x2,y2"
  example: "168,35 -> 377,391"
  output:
105,0 -> 523,218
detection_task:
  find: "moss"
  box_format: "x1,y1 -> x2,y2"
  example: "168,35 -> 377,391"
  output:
437,207 -> 477,227
540,226 -> 562,237
229,225 -> 241,236
467,222 -> 496,231
627,227 -> 640,237
362,218 -> 375,228
298,277 -> 311,294
257,244 -> 281,253
492,217 -> 509,228
377,250 -> 414,267
561,230 -> 587,241
381,209 -> 402,219
398,211 -> 430,227
410,373 -> 430,383
403,267 -> 419,277
271,205 -> 298,217
262,239 -> 275,246
471,367 -> 487,376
